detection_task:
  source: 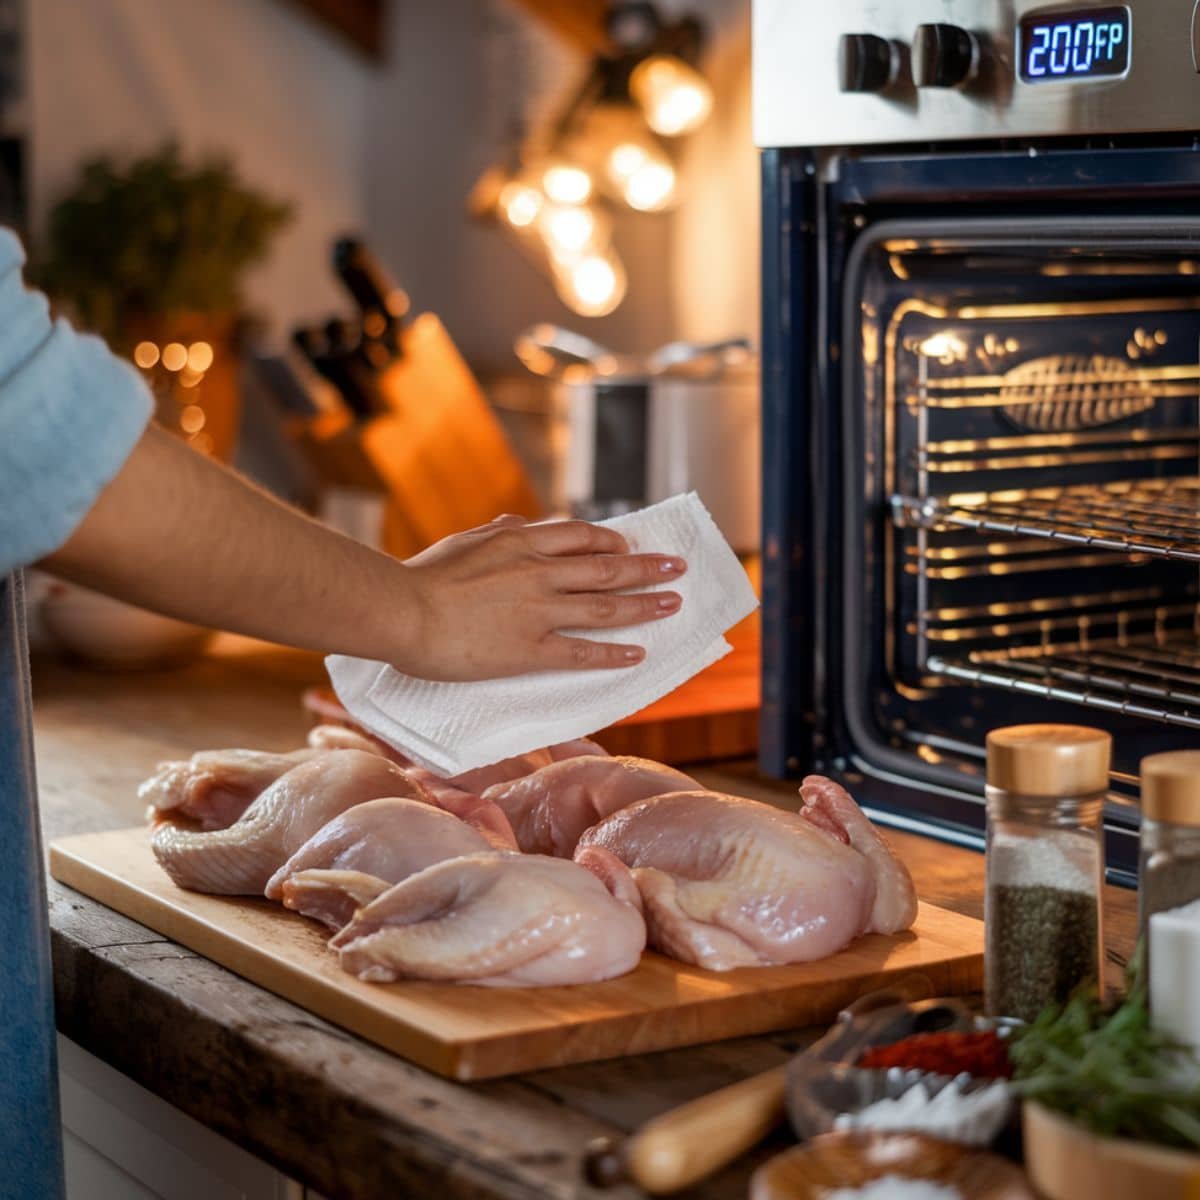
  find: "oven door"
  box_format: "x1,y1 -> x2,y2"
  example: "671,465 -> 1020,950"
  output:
761,149 -> 1200,882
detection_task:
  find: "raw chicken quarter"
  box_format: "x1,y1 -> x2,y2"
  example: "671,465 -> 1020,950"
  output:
575,777 -> 918,970
331,852 -> 647,987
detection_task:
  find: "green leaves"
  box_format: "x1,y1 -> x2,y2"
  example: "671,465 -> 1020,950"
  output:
1010,952 -> 1200,1150
35,144 -> 292,346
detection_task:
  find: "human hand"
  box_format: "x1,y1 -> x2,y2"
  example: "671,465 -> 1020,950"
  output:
395,515 -> 686,681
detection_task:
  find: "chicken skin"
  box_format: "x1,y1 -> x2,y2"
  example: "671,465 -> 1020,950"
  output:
139,746 -> 320,830
447,738 -> 609,796
152,750 -> 428,894
483,756 -> 698,857
575,778 -> 917,970
264,795 -> 503,905
331,853 -> 645,987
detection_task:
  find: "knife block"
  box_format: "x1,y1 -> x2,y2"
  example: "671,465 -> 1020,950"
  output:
294,312 -> 541,558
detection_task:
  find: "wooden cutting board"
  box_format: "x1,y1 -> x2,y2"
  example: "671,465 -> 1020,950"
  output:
49,828 -> 983,1081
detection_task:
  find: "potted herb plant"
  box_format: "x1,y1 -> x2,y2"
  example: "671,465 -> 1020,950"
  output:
31,146 -> 290,670
35,143 -> 291,461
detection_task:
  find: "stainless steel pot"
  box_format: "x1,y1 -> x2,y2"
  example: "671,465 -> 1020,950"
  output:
515,326 -> 761,551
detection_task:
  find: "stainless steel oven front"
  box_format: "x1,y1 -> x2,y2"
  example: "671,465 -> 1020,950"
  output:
755,0 -> 1200,882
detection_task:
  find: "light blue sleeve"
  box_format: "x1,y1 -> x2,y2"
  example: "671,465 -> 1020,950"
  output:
0,228 -> 153,574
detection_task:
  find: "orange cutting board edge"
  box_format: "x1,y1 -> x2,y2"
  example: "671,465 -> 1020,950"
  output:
50,827 -> 983,1081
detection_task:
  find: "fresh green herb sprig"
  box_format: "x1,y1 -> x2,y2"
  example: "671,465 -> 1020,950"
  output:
1010,950 -> 1200,1150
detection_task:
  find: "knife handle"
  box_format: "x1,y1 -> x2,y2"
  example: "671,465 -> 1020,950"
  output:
584,973 -> 936,1195
586,1064 -> 788,1195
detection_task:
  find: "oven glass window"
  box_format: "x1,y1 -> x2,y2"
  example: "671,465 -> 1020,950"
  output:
850,229 -> 1200,793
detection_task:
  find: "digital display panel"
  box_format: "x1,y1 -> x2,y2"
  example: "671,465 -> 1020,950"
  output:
1018,6 -> 1130,82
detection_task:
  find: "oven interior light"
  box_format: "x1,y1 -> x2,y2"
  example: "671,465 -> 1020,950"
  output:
915,333 -> 968,364
630,54 -> 714,137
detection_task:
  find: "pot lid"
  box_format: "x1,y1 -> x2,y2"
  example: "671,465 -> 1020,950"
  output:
515,324 -> 755,383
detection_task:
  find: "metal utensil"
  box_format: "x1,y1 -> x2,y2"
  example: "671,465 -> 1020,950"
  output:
514,324 -> 620,379
646,336 -> 754,379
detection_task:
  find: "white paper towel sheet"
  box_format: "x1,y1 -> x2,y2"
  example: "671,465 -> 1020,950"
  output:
326,492 -> 759,775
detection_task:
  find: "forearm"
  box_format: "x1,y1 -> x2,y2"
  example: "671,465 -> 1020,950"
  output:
40,423 -> 417,663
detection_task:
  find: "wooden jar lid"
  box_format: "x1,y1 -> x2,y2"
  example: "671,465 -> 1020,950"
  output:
1142,750 -> 1200,826
986,724 -> 1111,797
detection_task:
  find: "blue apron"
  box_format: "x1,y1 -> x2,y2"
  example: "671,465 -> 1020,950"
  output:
0,572 -> 66,1198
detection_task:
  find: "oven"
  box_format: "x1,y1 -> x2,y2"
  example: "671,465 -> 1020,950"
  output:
755,0 -> 1200,883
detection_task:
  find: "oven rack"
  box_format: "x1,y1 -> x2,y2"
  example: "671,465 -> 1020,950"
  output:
928,636 -> 1200,731
892,478 -> 1200,562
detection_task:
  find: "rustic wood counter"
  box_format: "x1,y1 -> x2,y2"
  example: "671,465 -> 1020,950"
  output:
32,636 -> 1138,1199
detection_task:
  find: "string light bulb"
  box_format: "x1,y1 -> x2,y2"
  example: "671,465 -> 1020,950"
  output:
630,54 -> 714,136
498,180 -> 543,229
553,248 -> 627,317
541,162 -> 593,205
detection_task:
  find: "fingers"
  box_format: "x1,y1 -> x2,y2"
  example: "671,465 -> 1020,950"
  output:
555,591 -> 682,629
540,635 -> 646,670
553,552 -> 686,592
523,519 -> 630,557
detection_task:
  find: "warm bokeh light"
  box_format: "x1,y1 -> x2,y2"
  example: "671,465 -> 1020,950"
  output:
623,161 -> 677,212
630,54 -> 714,137
133,341 -> 160,369
161,342 -> 188,372
189,431 -> 214,455
542,163 -> 593,205
499,181 -> 543,228
187,341 -> 214,372
554,249 -> 627,317
179,404 -> 206,434
608,141 -> 649,183
541,204 -> 598,258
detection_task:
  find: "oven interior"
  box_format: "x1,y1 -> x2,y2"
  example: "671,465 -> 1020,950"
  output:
842,219 -> 1200,874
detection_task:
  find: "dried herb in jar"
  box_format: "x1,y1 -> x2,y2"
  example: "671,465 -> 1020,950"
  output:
988,882 -> 1099,1023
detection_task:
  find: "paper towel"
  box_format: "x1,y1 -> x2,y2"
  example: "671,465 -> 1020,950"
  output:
326,492 -> 758,775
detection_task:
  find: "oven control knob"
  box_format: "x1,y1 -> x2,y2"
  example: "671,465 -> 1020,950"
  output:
912,22 -> 981,88
839,33 -> 901,93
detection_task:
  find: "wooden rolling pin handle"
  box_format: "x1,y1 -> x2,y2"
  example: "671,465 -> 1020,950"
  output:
583,973 -> 936,1194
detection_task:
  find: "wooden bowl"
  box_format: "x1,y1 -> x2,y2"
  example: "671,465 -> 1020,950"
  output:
750,1131 -> 1034,1199
1023,1100 -> 1200,1200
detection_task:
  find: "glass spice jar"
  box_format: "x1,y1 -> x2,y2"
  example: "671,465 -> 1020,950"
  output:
984,724 -> 1111,1023
1138,751 -> 1200,937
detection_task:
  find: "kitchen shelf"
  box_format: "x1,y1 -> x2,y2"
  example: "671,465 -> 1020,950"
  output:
892,478 -> 1200,562
928,635 -> 1200,730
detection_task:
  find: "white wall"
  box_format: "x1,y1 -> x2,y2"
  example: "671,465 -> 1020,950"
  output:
666,0 -> 758,345
29,0 -> 372,334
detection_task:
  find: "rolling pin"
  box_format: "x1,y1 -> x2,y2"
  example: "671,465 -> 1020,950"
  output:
584,974 -> 935,1194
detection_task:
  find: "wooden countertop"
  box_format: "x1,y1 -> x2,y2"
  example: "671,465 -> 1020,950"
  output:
33,637 -> 1138,1200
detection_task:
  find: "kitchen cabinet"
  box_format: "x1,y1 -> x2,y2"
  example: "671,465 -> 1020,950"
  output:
60,1037 -> 322,1200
